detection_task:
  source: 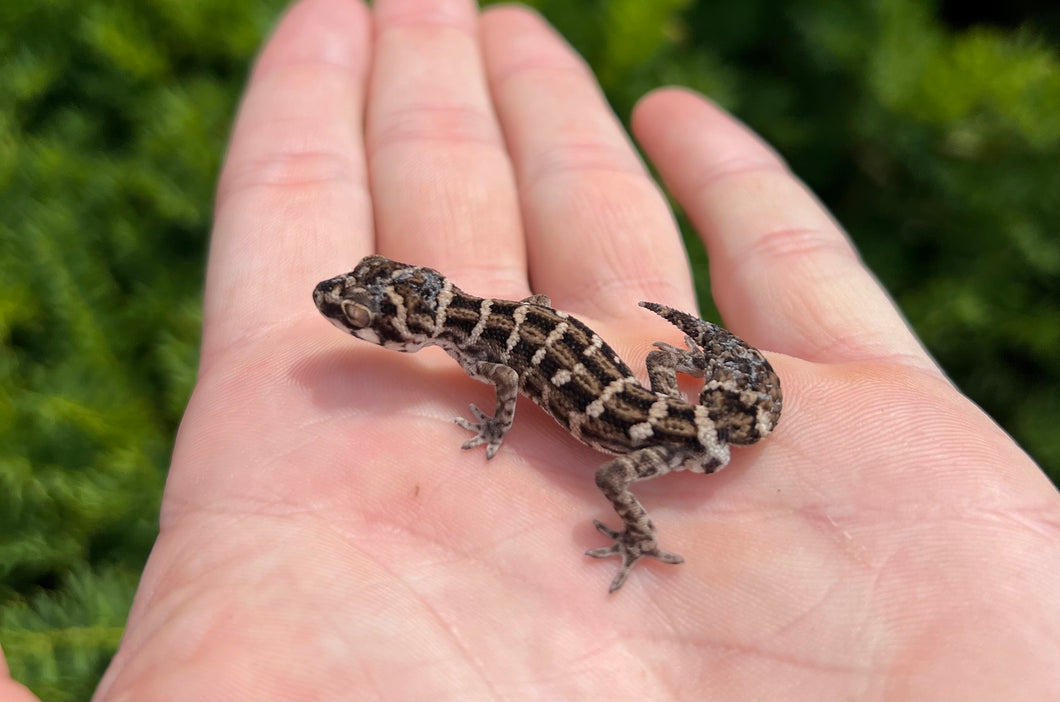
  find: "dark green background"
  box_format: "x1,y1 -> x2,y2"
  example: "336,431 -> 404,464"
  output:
2,0 -> 1058,698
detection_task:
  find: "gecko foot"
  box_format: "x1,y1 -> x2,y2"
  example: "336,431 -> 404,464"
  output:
651,335 -> 708,376
585,520 -> 685,592
454,403 -> 507,459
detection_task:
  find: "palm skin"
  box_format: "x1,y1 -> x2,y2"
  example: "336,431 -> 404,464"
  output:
2,0 -> 1057,700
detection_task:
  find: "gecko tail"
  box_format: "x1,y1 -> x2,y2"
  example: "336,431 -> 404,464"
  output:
638,301 -> 724,346
639,301 -> 782,443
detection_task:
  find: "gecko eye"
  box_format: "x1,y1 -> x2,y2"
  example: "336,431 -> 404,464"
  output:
341,300 -> 372,328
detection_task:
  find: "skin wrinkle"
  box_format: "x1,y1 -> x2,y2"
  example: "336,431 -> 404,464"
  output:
482,21 -> 636,174
686,157 -> 792,202
712,251 -> 930,365
366,103 -> 505,155
218,102 -> 365,203
693,174 -> 838,252
715,226 -> 862,348
372,1 -> 478,37
219,149 -> 366,198
636,627 -> 871,678
488,58 -> 599,105
310,517 -> 512,699
414,595 -> 500,699
480,8 -> 596,88
736,225 -> 862,273
252,55 -> 369,82
772,299 -> 925,365
520,140 -> 645,190
198,315 -> 334,384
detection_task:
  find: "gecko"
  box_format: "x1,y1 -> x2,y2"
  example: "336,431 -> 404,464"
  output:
313,255 -> 782,592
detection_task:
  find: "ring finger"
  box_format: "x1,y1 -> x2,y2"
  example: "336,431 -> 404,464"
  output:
480,6 -> 696,318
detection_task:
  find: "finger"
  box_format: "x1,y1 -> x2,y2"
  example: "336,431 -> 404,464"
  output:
632,88 -> 935,369
480,6 -> 695,317
204,0 -> 372,364
0,648 -> 36,702
367,0 -> 526,299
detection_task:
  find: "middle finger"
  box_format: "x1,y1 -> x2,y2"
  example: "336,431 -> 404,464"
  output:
367,0 -> 528,299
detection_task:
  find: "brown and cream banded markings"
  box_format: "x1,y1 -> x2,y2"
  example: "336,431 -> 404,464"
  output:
314,255 -> 783,592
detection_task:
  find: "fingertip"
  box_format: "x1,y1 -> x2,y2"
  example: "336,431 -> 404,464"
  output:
479,0 -> 592,79
632,86 -> 712,126
254,0 -> 371,77
631,87 -> 702,136
632,86 -> 785,184
480,1 -> 548,27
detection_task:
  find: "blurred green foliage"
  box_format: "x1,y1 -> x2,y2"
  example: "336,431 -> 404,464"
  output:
1,0 -> 1057,697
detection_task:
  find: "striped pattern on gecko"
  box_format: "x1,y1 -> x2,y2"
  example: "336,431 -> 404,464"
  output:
313,255 -> 782,592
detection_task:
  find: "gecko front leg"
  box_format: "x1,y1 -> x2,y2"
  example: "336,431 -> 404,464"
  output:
453,361 -> 520,459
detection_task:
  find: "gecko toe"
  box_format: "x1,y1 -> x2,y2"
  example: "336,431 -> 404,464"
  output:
585,544 -> 620,559
467,403 -> 489,422
591,519 -> 622,540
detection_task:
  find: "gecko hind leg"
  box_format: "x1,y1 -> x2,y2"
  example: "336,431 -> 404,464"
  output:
520,293 -> 552,307
586,445 -> 687,592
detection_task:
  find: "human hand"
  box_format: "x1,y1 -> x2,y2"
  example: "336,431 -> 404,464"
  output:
31,0 -> 1051,698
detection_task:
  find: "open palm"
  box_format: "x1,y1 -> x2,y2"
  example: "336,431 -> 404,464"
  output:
13,0 -> 1045,698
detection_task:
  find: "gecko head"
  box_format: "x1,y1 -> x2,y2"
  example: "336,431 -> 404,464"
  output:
313,255 -> 445,350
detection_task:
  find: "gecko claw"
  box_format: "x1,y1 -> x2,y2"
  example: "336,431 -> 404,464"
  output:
586,520 -> 684,592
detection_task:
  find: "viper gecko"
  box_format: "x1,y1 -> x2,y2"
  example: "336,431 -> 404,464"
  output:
313,255 -> 782,592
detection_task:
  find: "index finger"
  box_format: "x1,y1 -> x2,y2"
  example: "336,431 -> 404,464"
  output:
203,0 -> 373,367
